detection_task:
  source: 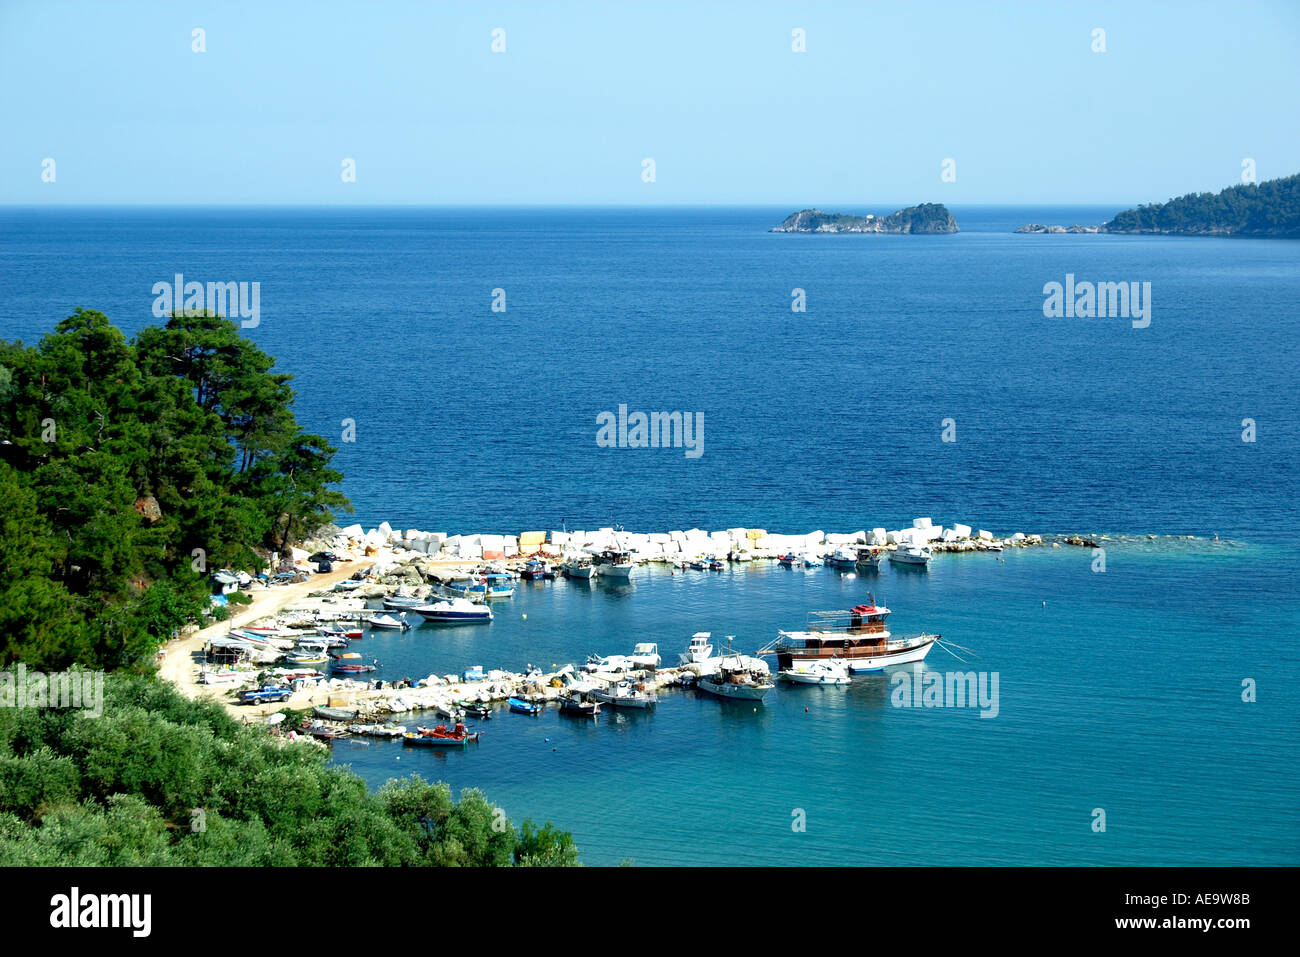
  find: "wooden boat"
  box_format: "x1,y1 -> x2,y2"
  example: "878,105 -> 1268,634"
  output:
454,699 -> 493,719
855,547 -> 884,569
695,641 -> 775,701
508,697 -> 542,715
757,599 -> 939,673
402,731 -> 468,748
314,705 -> 357,721
416,722 -> 480,743
519,558 -> 556,580
592,681 -> 657,709
558,690 -> 601,717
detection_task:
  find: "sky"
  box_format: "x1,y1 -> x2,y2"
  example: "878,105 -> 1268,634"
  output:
1,0 -> 1297,206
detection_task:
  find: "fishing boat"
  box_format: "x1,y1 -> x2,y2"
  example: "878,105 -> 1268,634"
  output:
688,558 -> 709,570
416,722 -> 481,743
520,558 -> 555,581
558,688 -> 602,717
454,700 -> 494,719
778,658 -> 851,685
592,681 -> 657,709
412,597 -> 493,623
778,553 -> 815,568
366,613 -> 411,630
827,548 -> 859,570
508,697 -> 543,715
695,644 -> 775,701
856,547 -> 884,569
595,548 -> 636,580
402,726 -> 471,748
677,631 -> 714,665
757,598 -> 939,673
890,545 -> 933,567
564,555 -> 598,579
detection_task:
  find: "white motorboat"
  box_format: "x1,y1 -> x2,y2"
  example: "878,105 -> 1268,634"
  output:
366,613 -> 411,630
779,658 -> 851,685
596,548 -> 636,580
412,597 -> 494,623
677,631 -> 714,665
890,545 -> 933,566
628,642 -> 661,670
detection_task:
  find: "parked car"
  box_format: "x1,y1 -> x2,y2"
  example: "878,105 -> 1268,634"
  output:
239,685 -> 292,704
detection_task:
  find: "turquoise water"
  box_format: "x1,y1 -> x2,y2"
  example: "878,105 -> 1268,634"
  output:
3,206 -> 1297,864
330,540 -> 1299,866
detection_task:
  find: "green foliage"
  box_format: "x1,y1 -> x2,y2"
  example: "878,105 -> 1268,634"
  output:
0,309 -> 352,671
1105,173 -> 1300,237
0,675 -> 578,866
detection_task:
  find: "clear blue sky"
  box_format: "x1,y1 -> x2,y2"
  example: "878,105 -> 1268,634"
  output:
2,0 -> 1296,205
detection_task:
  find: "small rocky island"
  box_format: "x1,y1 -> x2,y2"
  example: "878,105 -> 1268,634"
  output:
772,203 -> 959,234
1015,172 -> 1299,238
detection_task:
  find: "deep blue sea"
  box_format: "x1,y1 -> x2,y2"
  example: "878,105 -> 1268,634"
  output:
1,206 -> 1297,865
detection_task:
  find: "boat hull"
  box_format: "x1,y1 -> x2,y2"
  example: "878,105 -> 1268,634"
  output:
696,678 -> 773,701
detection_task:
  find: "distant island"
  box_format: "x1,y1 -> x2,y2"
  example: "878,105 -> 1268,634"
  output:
772,203 -> 959,234
1016,173 -> 1300,238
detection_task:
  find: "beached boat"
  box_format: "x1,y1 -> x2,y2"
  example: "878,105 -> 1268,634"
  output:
757,599 -> 939,673
592,681 -> 657,709
366,613 -> 411,630
890,545 -> 933,567
696,650 -> 775,701
508,697 -> 543,715
314,706 -> 357,721
582,653 -> 634,674
678,631 -> 714,665
347,723 -> 407,737
284,651 -> 330,666
779,658 -> 851,685
412,597 -> 493,623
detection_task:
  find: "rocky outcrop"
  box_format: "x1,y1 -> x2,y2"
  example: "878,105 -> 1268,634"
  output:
1015,224 -> 1104,234
772,203 -> 959,234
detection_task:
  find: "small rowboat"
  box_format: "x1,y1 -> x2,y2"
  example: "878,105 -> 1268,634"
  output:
319,626 -> 364,639
402,731 -> 469,748
508,697 -> 542,715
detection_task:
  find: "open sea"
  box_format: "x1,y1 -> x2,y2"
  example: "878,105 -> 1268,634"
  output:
1,205 -> 1297,865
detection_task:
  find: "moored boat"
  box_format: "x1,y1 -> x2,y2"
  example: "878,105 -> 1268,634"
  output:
508,697 -> 543,715
695,647 -> 775,701
366,613 -> 411,630
558,688 -> 602,717
779,658 -> 851,685
856,546 -> 884,569
564,555 -> 599,579
592,681 -> 657,709
412,597 -> 493,623
890,544 -> 933,567
758,598 -> 939,673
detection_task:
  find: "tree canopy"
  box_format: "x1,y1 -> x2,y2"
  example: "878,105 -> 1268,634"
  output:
0,309 -> 350,672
